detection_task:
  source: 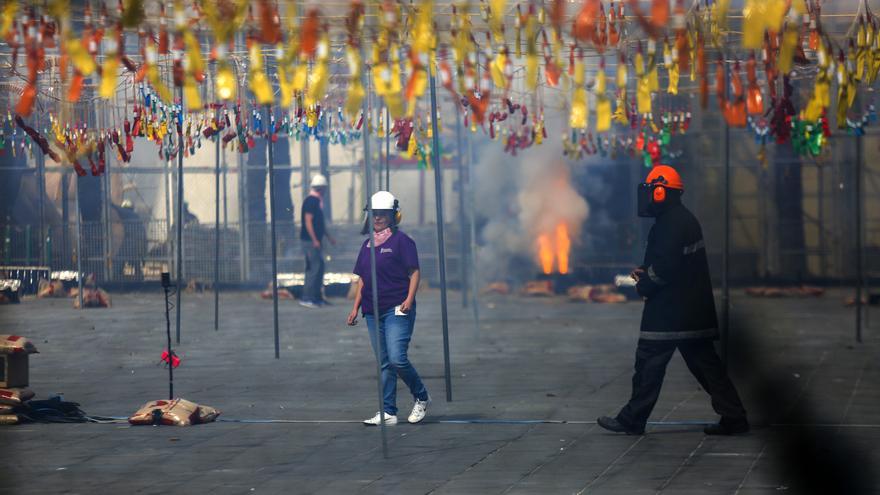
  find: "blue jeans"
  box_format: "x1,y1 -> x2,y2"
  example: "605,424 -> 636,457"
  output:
365,306 -> 428,415
302,244 -> 324,303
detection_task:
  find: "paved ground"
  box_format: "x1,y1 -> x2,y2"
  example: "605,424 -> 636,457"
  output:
0,287 -> 878,494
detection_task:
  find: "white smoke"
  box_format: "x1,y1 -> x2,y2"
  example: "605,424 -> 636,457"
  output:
474,138 -> 590,283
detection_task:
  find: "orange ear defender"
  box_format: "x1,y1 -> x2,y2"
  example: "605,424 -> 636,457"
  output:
653,185 -> 667,203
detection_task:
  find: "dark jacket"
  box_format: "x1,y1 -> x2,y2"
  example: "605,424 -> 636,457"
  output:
636,201 -> 718,341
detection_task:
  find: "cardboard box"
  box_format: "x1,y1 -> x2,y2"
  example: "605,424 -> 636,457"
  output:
0,354 -> 28,388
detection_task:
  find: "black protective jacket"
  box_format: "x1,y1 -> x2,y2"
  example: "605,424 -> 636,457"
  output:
636,201 -> 718,341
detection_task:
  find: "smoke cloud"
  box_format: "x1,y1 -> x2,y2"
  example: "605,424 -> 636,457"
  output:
473,139 -> 590,284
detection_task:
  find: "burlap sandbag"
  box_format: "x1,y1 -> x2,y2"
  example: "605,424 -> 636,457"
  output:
37,279 -> 68,298
0,405 -> 14,415
129,398 -> 220,426
0,335 -> 38,354
0,414 -> 19,425
197,404 -> 221,423
0,388 -> 35,406
72,288 -> 112,308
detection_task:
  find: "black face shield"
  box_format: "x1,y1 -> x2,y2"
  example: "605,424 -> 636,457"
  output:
637,183 -> 656,218
637,183 -> 682,218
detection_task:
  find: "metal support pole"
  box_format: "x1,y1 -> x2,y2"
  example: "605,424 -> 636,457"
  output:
362,67 -> 389,459
102,110 -> 112,283
214,107 -> 222,331
175,90 -> 184,344
455,104 -> 468,308
301,135 -> 311,205
385,107 -> 390,190
267,106 -> 281,359
36,148 -> 46,266
75,176 -> 84,310
164,281 -> 174,400
319,135 -> 332,222
721,68 -> 731,366
466,132 -> 480,329
855,133 -> 863,343
164,140 -> 173,275
429,71 -> 453,402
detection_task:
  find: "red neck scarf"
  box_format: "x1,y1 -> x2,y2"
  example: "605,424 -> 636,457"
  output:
370,227 -> 393,247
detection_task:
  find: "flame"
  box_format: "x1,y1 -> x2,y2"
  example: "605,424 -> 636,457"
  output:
537,234 -> 554,275
556,223 -> 570,274
535,222 -> 571,275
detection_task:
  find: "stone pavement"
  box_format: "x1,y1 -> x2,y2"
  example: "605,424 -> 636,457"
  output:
0,288 -> 877,494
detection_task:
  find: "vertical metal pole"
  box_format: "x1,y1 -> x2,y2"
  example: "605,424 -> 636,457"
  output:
454,104 -> 468,308
62,173 -> 70,268
319,135 -> 332,222
419,167 -> 425,225
164,137 -> 173,275
301,134 -> 311,205
466,132 -> 480,328
238,146 -> 249,282
721,65 -> 731,366
429,71 -> 453,402
385,107 -> 390,190
75,176 -> 84,310
267,106 -> 281,359
175,91 -> 184,344
102,108 -> 112,283
165,283 -> 174,400
855,133 -> 863,343
36,145 -> 46,266
223,142 -> 229,228
362,60 -> 389,459
215,106 -> 221,331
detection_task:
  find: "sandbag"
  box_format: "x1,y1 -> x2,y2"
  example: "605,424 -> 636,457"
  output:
72,288 -> 112,308
0,405 -> 14,415
129,398 -> 221,426
37,279 -> 68,298
0,335 -> 38,354
198,404 -> 221,423
0,414 -> 20,425
0,388 -> 35,406
521,280 -> 554,297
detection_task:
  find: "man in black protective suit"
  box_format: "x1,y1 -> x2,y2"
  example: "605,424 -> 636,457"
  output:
598,165 -> 749,436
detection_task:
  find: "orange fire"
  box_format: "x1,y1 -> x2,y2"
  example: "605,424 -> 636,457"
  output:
537,234 -> 554,275
556,223 -> 570,274
536,222 -> 571,275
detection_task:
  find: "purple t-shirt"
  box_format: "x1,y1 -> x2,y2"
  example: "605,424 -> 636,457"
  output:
353,230 -> 420,315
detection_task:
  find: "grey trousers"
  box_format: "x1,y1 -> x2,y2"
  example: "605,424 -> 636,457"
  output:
302,244 -> 325,302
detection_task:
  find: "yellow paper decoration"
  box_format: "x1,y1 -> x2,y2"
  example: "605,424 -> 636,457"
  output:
596,98 -> 611,132
216,63 -> 236,101
490,0 -> 506,43
637,77 -> 651,115
570,87 -> 588,129
100,61 -> 119,99
1,1 -> 17,38
491,52 -> 508,89
778,22 -> 799,75
741,0 -> 767,49
184,79 -> 202,110
249,44 -> 273,105
65,38 -> 97,75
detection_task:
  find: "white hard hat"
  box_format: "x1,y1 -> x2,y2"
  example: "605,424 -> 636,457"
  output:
310,174 -> 328,188
370,191 -> 397,210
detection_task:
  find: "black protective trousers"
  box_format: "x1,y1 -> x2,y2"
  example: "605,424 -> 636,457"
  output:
616,339 -> 747,429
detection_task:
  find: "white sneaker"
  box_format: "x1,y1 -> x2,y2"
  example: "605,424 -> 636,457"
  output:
363,411 -> 397,426
298,300 -> 319,309
408,396 -> 430,424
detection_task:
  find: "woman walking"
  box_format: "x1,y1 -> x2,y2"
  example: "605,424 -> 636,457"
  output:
347,191 -> 430,425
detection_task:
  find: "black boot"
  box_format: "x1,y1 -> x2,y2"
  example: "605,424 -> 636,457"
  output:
597,416 -> 645,435
704,418 -> 750,435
